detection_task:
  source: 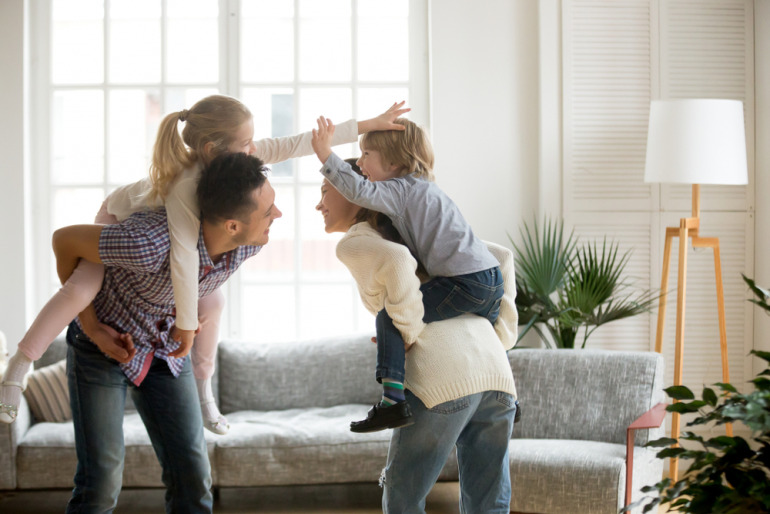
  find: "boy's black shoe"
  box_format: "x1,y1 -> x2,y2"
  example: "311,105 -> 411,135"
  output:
350,401 -> 414,433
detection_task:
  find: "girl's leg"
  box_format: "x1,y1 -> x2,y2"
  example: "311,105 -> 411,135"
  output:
0,259 -> 104,423
193,289 -> 229,435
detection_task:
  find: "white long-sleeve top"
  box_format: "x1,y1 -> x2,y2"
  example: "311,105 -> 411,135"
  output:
105,119 -> 359,330
336,222 -> 518,409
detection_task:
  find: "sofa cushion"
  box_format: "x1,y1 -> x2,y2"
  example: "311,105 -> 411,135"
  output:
508,439 -> 662,514
15,412 -> 217,489
24,359 -> 71,423
509,349 -> 665,446
215,405 -> 459,487
218,334 -> 381,413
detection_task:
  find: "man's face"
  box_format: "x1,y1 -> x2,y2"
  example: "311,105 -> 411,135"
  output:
236,180 -> 282,246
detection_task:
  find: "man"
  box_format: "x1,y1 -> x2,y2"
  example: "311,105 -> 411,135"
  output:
52,153 -> 281,513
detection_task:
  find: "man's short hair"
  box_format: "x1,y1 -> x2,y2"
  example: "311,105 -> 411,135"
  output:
197,153 -> 268,223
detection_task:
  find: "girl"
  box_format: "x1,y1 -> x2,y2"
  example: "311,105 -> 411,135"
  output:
0,97 -> 409,434
311,117 -> 504,432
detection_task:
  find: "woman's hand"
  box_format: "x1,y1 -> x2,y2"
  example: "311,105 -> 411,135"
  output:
312,116 -> 336,164
358,101 -> 411,133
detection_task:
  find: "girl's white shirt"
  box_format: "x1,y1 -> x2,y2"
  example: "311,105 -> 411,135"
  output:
104,119 -> 359,331
336,222 -> 518,409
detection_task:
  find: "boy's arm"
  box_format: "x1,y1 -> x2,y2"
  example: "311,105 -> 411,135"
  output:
311,116 -> 335,164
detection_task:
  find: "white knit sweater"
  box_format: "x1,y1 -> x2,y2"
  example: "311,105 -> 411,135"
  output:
337,222 -> 518,408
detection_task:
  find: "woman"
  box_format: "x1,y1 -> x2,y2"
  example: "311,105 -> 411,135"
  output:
315,160 -> 519,513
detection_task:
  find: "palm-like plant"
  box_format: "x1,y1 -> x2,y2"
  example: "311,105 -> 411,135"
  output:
510,217 -> 658,349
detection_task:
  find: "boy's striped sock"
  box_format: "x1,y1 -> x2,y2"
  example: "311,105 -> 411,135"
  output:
380,378 -> 405,406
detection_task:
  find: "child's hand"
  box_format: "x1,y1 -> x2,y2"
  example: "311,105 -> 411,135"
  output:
169,323 -> 201,358
311,116 -> 335,164
359,101 -> 411,133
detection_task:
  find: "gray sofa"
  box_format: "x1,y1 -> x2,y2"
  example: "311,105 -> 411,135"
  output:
1,333 -> 665,513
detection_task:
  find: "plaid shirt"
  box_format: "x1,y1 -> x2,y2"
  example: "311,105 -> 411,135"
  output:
76,209 -> 261,385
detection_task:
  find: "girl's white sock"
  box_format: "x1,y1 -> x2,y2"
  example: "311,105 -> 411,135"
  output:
196,377 -> 229,434
0,352 -> 33,422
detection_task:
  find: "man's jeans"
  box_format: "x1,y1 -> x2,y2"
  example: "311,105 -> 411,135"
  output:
376,267 -> 504,383
65,322 -> 213,514
381,390 -> 516,513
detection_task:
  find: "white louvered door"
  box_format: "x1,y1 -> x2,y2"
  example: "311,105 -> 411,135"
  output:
562,0 -> 755,400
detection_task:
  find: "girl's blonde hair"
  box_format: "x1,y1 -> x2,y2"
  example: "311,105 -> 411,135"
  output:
149,94 -> 252,200
359,118 -> 435,181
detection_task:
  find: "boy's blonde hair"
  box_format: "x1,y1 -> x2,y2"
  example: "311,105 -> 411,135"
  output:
359,118 -> 435,181
149,95 -> 252,200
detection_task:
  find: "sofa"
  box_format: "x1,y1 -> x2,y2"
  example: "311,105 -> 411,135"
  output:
0,333 -> 665,513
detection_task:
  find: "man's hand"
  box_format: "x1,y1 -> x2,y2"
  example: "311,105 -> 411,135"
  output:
358,101 -> 411,134
311,116 -> 336,164
90,323 -> 136,363
169,324 -> 201,358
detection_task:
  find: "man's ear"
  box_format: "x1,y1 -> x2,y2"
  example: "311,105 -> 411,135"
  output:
224,219 -> 240,236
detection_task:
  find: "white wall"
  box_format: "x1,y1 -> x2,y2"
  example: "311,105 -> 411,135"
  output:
429,0 -> 540,247
0,0 -> 30,353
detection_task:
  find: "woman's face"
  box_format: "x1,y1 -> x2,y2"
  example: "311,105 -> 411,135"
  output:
316,179 -> 360,233
226,117 -> 257,156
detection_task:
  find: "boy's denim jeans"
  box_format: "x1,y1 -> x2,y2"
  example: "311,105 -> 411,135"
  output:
65,322 -> 213,514
381,390 -> 516,513
376,266 -> 504,383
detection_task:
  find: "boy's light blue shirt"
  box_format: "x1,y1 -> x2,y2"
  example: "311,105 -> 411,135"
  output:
321,152 -> 499,277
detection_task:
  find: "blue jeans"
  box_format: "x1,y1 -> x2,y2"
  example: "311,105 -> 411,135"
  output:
376,267 -> 504,383
65,322 -> 213,514
381,390 -> 516,513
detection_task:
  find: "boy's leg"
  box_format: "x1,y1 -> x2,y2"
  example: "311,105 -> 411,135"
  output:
132,356 -> 213,514
350,310 -> 412,433
419,267 -> 504,324
193,289 -> 228,435
455,391 -> 516,514
382,391 -> 476,513
65,322 -> 128,514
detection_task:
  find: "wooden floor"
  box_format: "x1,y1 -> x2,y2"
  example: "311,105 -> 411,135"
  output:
0,482 -> 461,513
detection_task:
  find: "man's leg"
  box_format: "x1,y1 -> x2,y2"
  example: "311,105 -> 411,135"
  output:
455,391 -> 516,514
382,391 -> 476,514
66,323 -> 128,514
131,356 -> 213,514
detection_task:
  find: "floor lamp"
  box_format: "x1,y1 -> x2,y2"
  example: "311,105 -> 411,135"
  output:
644,99 -> 748,481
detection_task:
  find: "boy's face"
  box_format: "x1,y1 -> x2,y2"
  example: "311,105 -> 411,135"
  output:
356,145 -> 401,182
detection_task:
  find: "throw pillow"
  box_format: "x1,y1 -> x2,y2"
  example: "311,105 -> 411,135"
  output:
23,359 -> 71,422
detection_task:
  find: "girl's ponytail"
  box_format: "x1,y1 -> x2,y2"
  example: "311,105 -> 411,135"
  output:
149,111 -> 196,200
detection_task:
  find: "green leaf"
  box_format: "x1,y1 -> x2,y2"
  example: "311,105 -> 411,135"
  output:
657,447 -> 688,458
666,385 -> 695,400
702,387 -> 718,407
715,382 -> 738,393
646,437 -> 679,448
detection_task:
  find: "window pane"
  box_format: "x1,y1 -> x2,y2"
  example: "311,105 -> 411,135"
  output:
298,88 -> 352,180
298,0 -> 351,82
357,0 -> 408,17
108,89 -> 161,185
242,88 -> 295,177
241,1 -> 294,83
357,87 -> 409,119
52,90 -> 104,186
167,5 -> 219,84
242,284 -> 295,342
357,18 -> 409,81
298,284 -> 357,340
109,0 -> 161,83
52,188 -> 105,229
165,88 -> 221,112
52,0 -> 103,84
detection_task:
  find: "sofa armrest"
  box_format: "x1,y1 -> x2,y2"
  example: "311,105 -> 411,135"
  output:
0,394 -> 31,489
625,402 -> 667,508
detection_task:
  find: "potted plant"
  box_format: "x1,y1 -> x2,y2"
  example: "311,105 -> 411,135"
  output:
510,217 -> 657,348
626,274 -> 770,513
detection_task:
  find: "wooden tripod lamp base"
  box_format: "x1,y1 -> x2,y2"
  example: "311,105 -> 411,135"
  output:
653,184 -> 733,481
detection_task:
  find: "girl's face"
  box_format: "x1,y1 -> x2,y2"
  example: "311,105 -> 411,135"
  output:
316,179 -> 360,233
356,145 -> 401,182
226,117 -> 257,155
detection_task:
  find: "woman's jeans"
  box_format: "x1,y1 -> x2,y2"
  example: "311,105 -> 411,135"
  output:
376,266 -> 504,383
382,390 -> 516,513
65,322 -> 213,514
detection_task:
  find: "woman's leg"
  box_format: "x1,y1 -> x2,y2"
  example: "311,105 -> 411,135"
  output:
192,289 -> 229,435
0,260 -> 104,423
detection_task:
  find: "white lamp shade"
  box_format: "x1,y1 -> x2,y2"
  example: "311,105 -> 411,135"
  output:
644,99 -> 748,185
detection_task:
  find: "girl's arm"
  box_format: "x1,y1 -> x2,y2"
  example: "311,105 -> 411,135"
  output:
164,170 -> 203,358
